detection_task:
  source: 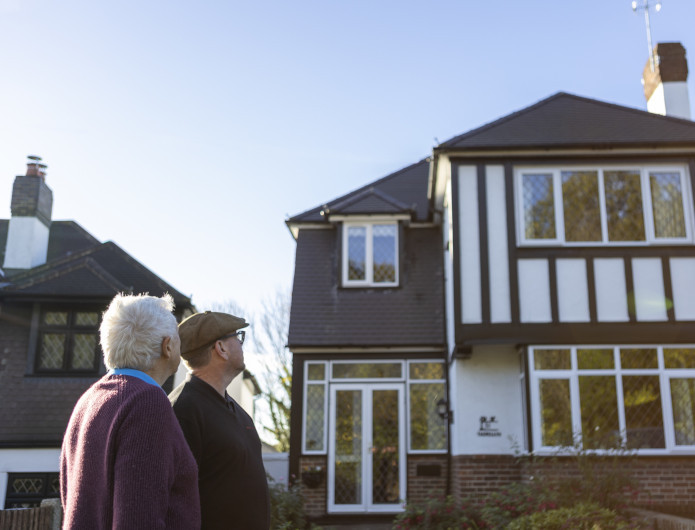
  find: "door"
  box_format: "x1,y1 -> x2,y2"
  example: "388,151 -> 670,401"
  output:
328,383 -> 405,513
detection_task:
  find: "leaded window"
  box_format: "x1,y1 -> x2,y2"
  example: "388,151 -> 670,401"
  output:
343,222 -> 398,286
518,166 -> 692,245
529,345 -> 695,452
4,473 -> 59,509
36,308 -> 101,374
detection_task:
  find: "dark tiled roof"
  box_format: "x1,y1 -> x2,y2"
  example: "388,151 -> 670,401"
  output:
288,159 -> 431,224
0,220 -> 99,269
438,92 -> 695,150
2,241 -> 191,307
288,226 -> 444,347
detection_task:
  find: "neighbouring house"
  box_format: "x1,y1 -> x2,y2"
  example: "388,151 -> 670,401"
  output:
286,42 -> 695,525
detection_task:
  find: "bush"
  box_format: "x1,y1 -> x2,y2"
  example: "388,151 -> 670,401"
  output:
392,496 -> 484,530
506,502 -> 653,530
269,479 -> 308,530
479,482 -> 557,528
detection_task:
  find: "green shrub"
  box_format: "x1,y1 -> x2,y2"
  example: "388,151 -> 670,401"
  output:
392,496 -> 484,530
506,502 -> 653,530
269,479 -> 308,530
479,482 -> 557,528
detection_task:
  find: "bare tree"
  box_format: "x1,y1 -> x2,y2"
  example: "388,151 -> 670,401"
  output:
248,289 -> 291,452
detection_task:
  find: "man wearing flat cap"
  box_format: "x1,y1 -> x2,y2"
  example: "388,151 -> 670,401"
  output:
169,311 -> 270,530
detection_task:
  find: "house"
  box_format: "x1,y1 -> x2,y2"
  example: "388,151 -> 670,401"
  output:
0,158 -> 197,509
286,42 -> 695,525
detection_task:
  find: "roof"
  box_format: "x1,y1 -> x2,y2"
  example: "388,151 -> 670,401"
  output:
438,92 -> 695,151
288,158 -> 431,225
0,219 -> 191,307
288,227 -> 445,348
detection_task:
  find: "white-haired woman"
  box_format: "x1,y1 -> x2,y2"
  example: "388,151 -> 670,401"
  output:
60,293 -> 200,529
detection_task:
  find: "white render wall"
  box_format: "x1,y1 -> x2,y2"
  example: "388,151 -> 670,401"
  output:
647,81 -> 692,120
3,217 -> 50,269
0,448 -> 60,506
451,345 -> 525,456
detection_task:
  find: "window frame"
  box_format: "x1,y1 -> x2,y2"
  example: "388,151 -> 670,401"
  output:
33,306 -> 102,375
341,219 -> 399,287
4,472 -> 60,509
301,360 -> 447,455
515,164 -> 693,246
528,344 -> 695,455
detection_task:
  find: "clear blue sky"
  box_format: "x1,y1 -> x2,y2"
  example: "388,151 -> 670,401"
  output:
1,0 -> 694,314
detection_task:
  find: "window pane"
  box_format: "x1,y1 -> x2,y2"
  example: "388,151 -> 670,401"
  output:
373,224 -> 396,283
577,349 -> 614,369
534,349 -> 571,370
620,348 -> 658,369
332,363 -> 402,379
670,379 -> 695,445
650,172 -> 686,238
409,362 -> 444,380
579,376 -> 620,449
623,375 -> 665,449
410,383 -> 447,450
372,389 -> 400,503
39,334 -> 65,370
43,311 -> 67,326
335,390 -> 362,504
562,170 -> 601,242
604,170 -> 645,241
307,363 -> 325,381
75,312 -> 99,327
664,348 -> 695,369
304,384 -> 325,451
347,227 -> 366,281
71,334 -> 97,369
540,379 -> 573,446
522,173 -> 556,239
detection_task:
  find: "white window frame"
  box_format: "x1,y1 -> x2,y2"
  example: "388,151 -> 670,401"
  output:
406,360 -> 447,454
302,361 -> 328,455
301,360 -> 447,455
528,344 -> 695,455
342,220 -> 399,287
515,164 -> 694,246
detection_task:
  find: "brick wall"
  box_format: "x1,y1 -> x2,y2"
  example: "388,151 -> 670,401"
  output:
298,455 -> 326,518
451,455 -> 522,500
407,454 -> 448,504
452,454 -> 695,510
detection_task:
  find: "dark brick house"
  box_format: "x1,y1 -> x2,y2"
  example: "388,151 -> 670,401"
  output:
0,158 -> 193,508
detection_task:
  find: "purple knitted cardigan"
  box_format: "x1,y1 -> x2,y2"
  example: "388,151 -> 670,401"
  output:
60,375 -> 200,529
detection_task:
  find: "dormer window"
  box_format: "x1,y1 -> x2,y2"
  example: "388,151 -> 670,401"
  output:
343,221 -> 398,287
517,165 -> 692,246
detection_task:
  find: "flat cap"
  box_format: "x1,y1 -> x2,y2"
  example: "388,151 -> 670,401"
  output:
178,311 -> 248,356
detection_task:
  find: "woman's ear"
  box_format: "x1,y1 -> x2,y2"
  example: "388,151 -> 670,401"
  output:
161,336 -> 172,359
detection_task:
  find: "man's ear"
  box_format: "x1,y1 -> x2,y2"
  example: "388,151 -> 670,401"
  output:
161,336 -> 172,359
212,339 -> 229,360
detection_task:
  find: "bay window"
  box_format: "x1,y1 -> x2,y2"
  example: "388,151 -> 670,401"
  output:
518,165 -> 692,245
529,345 -> 695,452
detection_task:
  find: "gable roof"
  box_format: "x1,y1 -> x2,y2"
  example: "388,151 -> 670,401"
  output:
287,158 -> 431,225
438,92 -> 695,151
0,219 -> 192,308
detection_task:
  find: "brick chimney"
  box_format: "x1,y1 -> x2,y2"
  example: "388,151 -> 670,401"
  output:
643,42 -> 691,120
3,156 -> 53,270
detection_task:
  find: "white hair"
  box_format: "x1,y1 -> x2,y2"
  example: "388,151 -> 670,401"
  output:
100,293 -> 177,371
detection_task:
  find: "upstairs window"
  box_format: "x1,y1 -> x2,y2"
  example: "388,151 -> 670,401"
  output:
342,222 -> 398,286
517,165 -> 692,245
35,308 -> 101,374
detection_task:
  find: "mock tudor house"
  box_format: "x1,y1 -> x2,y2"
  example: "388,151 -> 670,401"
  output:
0,159 -> 197,509
286,42 -> 695,525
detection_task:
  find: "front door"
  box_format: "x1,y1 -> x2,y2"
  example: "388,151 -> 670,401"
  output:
328,383 -> 405,513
